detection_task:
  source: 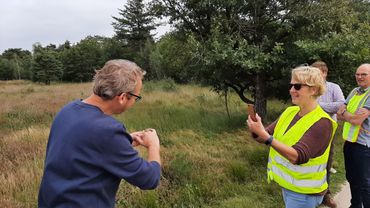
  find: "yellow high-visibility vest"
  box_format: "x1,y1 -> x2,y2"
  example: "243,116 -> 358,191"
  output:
343,88 -> 370,142
267,106 -> 337,194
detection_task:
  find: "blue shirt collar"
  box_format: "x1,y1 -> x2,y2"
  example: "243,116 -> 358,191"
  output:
357,86 -> 370,94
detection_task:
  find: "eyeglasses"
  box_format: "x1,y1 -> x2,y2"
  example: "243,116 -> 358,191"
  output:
127,92 -> 142,101
355,73 -> 368,77
289,83 -> 310,90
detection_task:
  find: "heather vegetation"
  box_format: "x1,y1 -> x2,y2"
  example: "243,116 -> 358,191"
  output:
0,80 -> 346,207
1,0 -> 369,118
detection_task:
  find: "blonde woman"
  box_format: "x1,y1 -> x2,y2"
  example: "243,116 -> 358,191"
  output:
247,66 -> 337,208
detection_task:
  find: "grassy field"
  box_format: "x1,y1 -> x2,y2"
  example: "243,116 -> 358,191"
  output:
0,80 -> 346,208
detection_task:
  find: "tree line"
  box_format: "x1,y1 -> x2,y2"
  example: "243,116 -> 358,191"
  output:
0,0 -> 369,117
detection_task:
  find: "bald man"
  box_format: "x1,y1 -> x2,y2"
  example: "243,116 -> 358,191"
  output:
337,64 -> 370,208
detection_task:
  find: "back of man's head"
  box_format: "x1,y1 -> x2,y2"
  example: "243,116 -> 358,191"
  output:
311,61 -> 328,72
93,59 -> 146,100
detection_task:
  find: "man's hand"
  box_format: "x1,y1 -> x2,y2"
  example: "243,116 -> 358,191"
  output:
132,129 -> 160,149
356,107 -> 369,115
336,104 -> 347,121
337,105 -> 370,125
132,128 -> 161,165
353,108 -> 370,125
131,131 -> 145,147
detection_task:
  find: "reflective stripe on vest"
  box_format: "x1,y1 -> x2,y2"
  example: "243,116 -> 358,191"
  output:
274,155 -> 327,173
343,88 -> 370,142
270,165 -> 327,187
267,105 -> 337,194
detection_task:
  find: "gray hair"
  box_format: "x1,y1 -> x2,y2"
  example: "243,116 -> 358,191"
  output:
93,59 -> 146,100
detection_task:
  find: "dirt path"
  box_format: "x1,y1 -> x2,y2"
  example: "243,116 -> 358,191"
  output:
322,181 -> 351,208
333,181 -> 351,208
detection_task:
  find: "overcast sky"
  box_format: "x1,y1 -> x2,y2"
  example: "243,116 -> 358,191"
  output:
0,0 -> 170,53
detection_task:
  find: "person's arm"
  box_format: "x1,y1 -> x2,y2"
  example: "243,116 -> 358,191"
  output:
342,108 -> 369,125
247,114 -> 298,164
133,129 -> 161,165
337,103 -> 370,125
101,125 -> 161,190
318,84 -> 345,114
337,88 -> 367,124
269,138 -> 299,164
336,104 -> 347,121
292,118 -> 332,164
265,120 -> 277,135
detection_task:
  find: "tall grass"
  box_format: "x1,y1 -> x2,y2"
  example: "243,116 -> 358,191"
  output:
0,80 -> 346,208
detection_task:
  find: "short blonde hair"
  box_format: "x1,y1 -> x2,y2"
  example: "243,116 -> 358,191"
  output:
292,66 -> 326,98
93,59 -> 146,100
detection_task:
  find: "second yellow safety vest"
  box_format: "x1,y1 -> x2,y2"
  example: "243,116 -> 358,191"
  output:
343,88 -> 370,142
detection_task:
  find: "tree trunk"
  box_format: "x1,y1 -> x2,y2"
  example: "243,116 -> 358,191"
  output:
255,72 -> 267,120
224,89 -> 231,119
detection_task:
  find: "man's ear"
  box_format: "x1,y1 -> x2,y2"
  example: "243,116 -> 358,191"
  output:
117,92 -> 128,103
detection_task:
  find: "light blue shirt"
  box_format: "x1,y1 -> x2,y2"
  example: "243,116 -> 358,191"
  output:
345,87 -> 370,147
317,81 -> 345,121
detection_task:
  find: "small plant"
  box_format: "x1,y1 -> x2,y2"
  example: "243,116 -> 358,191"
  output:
227,161 -> 248,183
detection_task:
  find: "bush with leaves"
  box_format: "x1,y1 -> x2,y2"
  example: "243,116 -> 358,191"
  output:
150,33 -> 196,83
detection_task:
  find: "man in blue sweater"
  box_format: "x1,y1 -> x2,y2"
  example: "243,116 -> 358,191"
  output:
38,59 -> 161,208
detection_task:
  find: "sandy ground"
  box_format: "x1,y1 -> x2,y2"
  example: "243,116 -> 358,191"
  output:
322,181 -> 351,208
334,182 -> 351,208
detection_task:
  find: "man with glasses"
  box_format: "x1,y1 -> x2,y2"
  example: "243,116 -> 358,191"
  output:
39,59 -> 161,208
311,61 -> 345,208
337,63 -> 370,208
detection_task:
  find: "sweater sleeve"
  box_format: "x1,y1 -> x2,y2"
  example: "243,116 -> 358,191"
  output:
266,119 -> 278,135
99,123 -> 161,190
318,83 -> 345,114
292,118 -> 332,165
